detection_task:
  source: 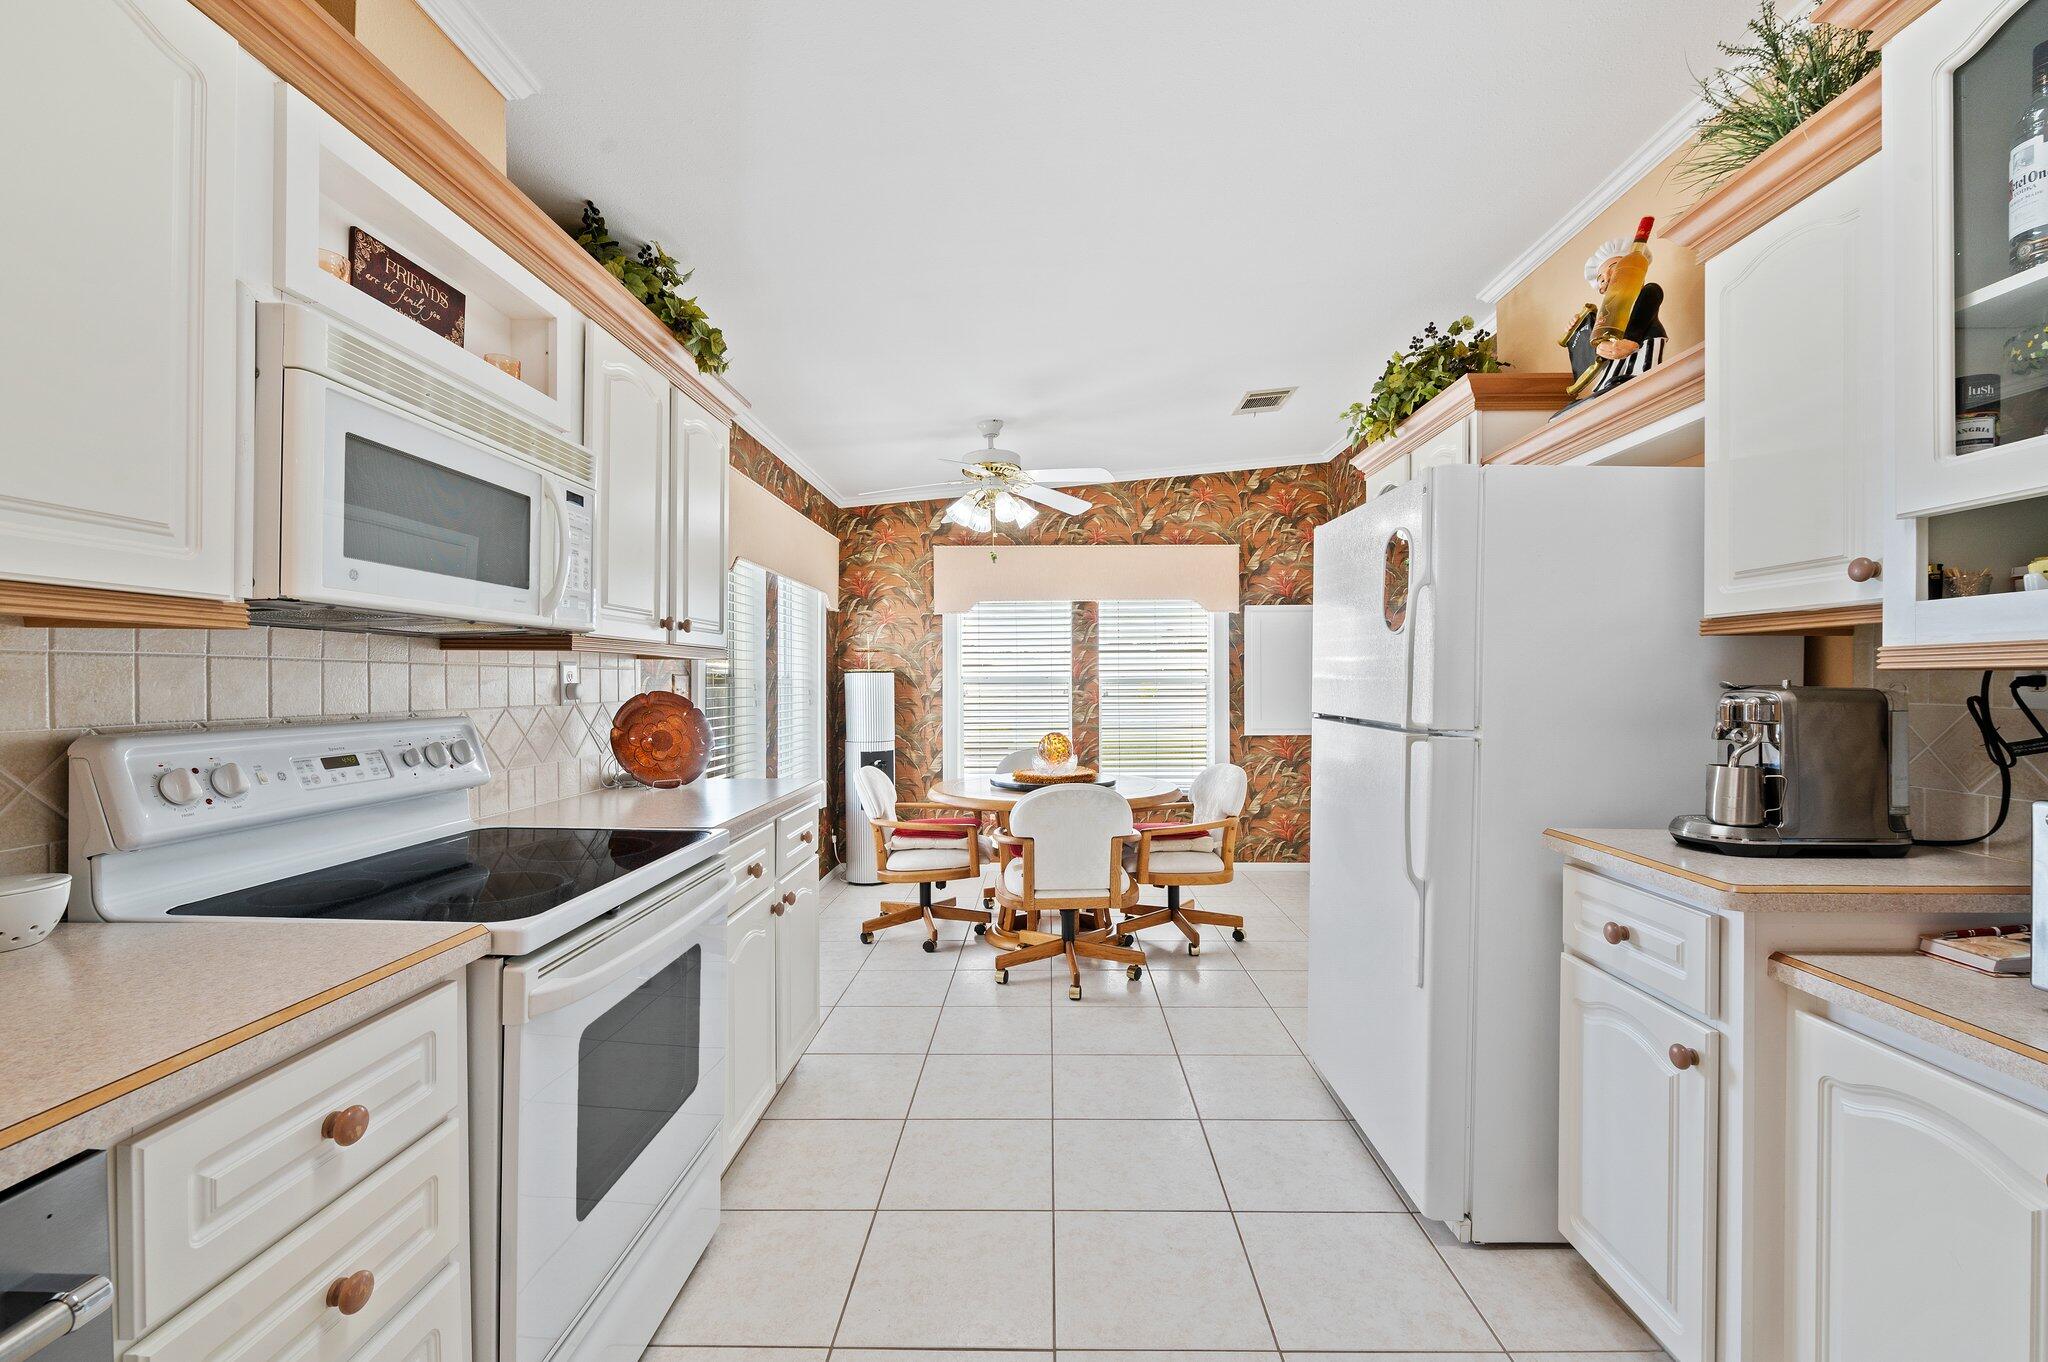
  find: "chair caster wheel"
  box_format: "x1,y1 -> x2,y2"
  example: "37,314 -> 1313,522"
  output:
1188,943 -> 1201,957
922,938 -> 938,953
1069,985 -> 1083,1001
1117,934 -> 1135,947
859,932 -> 874,944
1232,928 -> 1246,941
1126,965 -> 1143,981
974,923 -> 988,935
995,968 -> 1010,984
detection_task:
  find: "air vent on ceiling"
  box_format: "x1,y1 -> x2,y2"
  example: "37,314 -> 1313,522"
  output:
1233,387 -> 1296,415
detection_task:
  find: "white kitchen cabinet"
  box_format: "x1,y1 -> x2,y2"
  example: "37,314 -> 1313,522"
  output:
725,887 -> 778,1165
586,325 -> 672,644
1786,1011 -> 2048,1361
670,384 -> 731,649
1704,158 -> 1885,619
773,857 -> 822,1082
0,0 -> 242,602
1559,954 -> 1717,1362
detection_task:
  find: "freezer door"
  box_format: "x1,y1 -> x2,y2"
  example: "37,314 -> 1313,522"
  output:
1310,469 -> 1477,732
1307,718 -> 1477,1226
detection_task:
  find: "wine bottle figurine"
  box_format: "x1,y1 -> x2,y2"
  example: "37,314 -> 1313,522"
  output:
1558,215 -> 1667,408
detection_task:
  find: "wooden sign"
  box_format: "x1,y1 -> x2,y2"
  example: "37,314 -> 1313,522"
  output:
348,227 -> 465,345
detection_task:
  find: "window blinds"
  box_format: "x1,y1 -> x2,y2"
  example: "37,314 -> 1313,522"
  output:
703,560 -> 768,779
956,600 -> 1073,776
775,579 -> 826,783
1098,598 -> 1216,784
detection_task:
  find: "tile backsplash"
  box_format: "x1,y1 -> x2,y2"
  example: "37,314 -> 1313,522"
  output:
0,624 -> 685,877
1851,625 -> 2047,862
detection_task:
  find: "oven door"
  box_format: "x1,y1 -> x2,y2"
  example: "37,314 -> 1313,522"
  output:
498,859 -> 729,1362
279,368 -> 586,628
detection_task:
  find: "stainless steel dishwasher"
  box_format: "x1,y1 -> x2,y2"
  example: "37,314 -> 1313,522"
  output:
0,1152 -> 113,1362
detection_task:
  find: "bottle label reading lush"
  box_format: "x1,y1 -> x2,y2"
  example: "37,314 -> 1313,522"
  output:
2012,137 -> 2048,240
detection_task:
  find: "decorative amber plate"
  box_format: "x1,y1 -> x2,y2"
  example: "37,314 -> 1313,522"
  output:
610,691 -> 712,788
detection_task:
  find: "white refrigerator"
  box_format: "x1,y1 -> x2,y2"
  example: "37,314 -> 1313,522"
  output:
1307,464 -> 1796,1244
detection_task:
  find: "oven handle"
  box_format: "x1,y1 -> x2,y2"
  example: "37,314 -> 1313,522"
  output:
538,476 -> 571,619
506,868 -> 731,1022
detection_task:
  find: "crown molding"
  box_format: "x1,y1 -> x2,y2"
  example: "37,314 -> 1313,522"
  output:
414,0 -> 539,99
733,412 -> 850,509
1476,97 -> 1706,306
843,439 -> 1355,509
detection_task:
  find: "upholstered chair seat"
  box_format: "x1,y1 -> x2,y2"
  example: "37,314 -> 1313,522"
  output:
1118,763 -> 1249,956
851,765 -> 991,949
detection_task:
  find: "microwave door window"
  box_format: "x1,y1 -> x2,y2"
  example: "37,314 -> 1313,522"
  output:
342,435 -> 531,588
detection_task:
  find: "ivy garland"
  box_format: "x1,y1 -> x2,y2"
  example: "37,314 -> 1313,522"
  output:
574,200 -> 730,375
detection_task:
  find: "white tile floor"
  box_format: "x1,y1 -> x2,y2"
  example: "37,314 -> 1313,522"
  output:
648,866 -> 1669,1362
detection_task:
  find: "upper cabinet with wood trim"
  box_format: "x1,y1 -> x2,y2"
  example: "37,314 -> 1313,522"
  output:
1880,0 -> 2048,660
1704,159 -> 1887,621
669,386 -> 730,650
1346,374 -> 1573,499
0,0 -> 245,603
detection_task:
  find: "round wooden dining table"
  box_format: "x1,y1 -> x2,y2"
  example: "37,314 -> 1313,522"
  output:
925,773 -> 1184,814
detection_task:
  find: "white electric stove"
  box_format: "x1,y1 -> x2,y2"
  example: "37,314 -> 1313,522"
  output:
66,717 -> 732,1362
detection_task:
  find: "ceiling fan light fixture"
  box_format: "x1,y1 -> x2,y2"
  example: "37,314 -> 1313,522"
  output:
992,490 -> 1036,527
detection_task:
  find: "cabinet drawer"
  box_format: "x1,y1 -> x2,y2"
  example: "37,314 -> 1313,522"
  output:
1562,867 -> 1719,1019
345,1257 -> 466,1362
123,1118 -> 466,1362
776,804 -> 821,875
730,823 -> 776,897
115,981 -> 463,1339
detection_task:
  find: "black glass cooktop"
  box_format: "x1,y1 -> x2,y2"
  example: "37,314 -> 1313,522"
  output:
169,827 -> 715,924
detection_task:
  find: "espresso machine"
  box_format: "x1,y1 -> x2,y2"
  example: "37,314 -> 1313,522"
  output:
1670,684 -> 1912,856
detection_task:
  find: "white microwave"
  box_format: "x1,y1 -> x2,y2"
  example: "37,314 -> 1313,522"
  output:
253,302 -> 594,633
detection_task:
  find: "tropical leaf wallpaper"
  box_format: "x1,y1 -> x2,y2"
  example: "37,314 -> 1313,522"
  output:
730,418 -> 1373,865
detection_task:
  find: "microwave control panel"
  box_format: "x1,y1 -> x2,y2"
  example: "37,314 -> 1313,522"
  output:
556,484 -> 595,627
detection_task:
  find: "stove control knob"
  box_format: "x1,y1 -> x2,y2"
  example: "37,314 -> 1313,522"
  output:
157,769 -> 204,806
398,748 -> 423,768
424,741 -> 452,768
209,763 -> 250,799
449,739 -> 476,766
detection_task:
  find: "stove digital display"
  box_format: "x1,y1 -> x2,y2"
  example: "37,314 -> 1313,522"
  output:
321,754 -> 361,770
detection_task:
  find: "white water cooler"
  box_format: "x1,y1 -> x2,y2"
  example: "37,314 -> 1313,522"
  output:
843,671 -> 896,885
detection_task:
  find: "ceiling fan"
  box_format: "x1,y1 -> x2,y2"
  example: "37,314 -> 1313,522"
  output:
937,419 -> 1112,532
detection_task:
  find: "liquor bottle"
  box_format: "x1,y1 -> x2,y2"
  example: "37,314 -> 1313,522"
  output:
1592,217 -> 1655,348
2010,41 -> 2048,270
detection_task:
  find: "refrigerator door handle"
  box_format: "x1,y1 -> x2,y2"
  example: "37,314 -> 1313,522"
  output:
1399,733 -> 1429,987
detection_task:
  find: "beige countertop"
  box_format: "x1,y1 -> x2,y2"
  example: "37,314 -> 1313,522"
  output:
494,777 -> 827,835
1772,951 -> 2048,1092
0,919 -> 488,1191
1545,827 -> 2030,914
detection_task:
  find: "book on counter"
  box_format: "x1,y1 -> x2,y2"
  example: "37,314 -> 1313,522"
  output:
1916,925 -> 2032,975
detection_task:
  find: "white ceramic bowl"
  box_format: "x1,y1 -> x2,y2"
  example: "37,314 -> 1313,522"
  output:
0,873 -> 69,952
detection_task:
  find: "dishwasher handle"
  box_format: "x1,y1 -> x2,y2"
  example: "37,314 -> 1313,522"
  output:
0,1276 -> 112,1362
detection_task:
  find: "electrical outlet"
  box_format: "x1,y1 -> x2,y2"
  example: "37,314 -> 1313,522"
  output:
559,660 -> 581,700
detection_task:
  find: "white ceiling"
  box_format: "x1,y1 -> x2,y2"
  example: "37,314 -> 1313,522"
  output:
487,1 -> 1754,505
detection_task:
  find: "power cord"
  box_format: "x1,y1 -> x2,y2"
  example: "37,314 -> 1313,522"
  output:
1910,671 -> 2048,847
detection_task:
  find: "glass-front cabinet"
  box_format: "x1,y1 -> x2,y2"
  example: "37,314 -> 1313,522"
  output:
1885,0 -> 2048,652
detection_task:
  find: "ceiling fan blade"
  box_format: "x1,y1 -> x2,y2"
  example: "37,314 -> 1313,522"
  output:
1012,483 -> 1092,515
1022,466 -> 1113,487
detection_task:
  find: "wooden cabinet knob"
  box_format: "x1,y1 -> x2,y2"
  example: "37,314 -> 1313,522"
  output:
783,891 -> 797,906
1846,557 -> 1882,582
321,1105 -> 371,1147
326,1270 -> 375,1315
677,618 -> 692,632
659,616 -> 673,628
1668,1044 -> 1700,1071
747,861 -> 764,879
798,829 -> 814,844
1601,921 -> 1630,946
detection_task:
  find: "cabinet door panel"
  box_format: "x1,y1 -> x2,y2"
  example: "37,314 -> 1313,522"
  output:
1558,955 -> 1716,1362
724,891 -> 777,1165
1788,1011 -> 2048,1362
773,858 -> 821,1082
0,0 -> 239,599
586,326 -> 668,642
669,387 -> 729,649
1705,159 -> 1883,618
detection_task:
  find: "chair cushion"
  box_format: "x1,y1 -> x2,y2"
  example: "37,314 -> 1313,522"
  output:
887,847 -> 973,874
888,817 -> 977,849
1000,860 -> 1109,899
1129,848 -> 1227,876
1134,821 -> 1215,851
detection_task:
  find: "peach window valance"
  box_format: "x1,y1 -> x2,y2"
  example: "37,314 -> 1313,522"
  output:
933,544 -> 1239,614
729,473 -> 840,607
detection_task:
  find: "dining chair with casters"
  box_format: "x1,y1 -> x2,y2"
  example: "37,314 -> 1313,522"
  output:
989,784 -> 1147,1000
973,745 -> 1043,919
851,765 -> 991,951
1117,763 -> 1249,956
